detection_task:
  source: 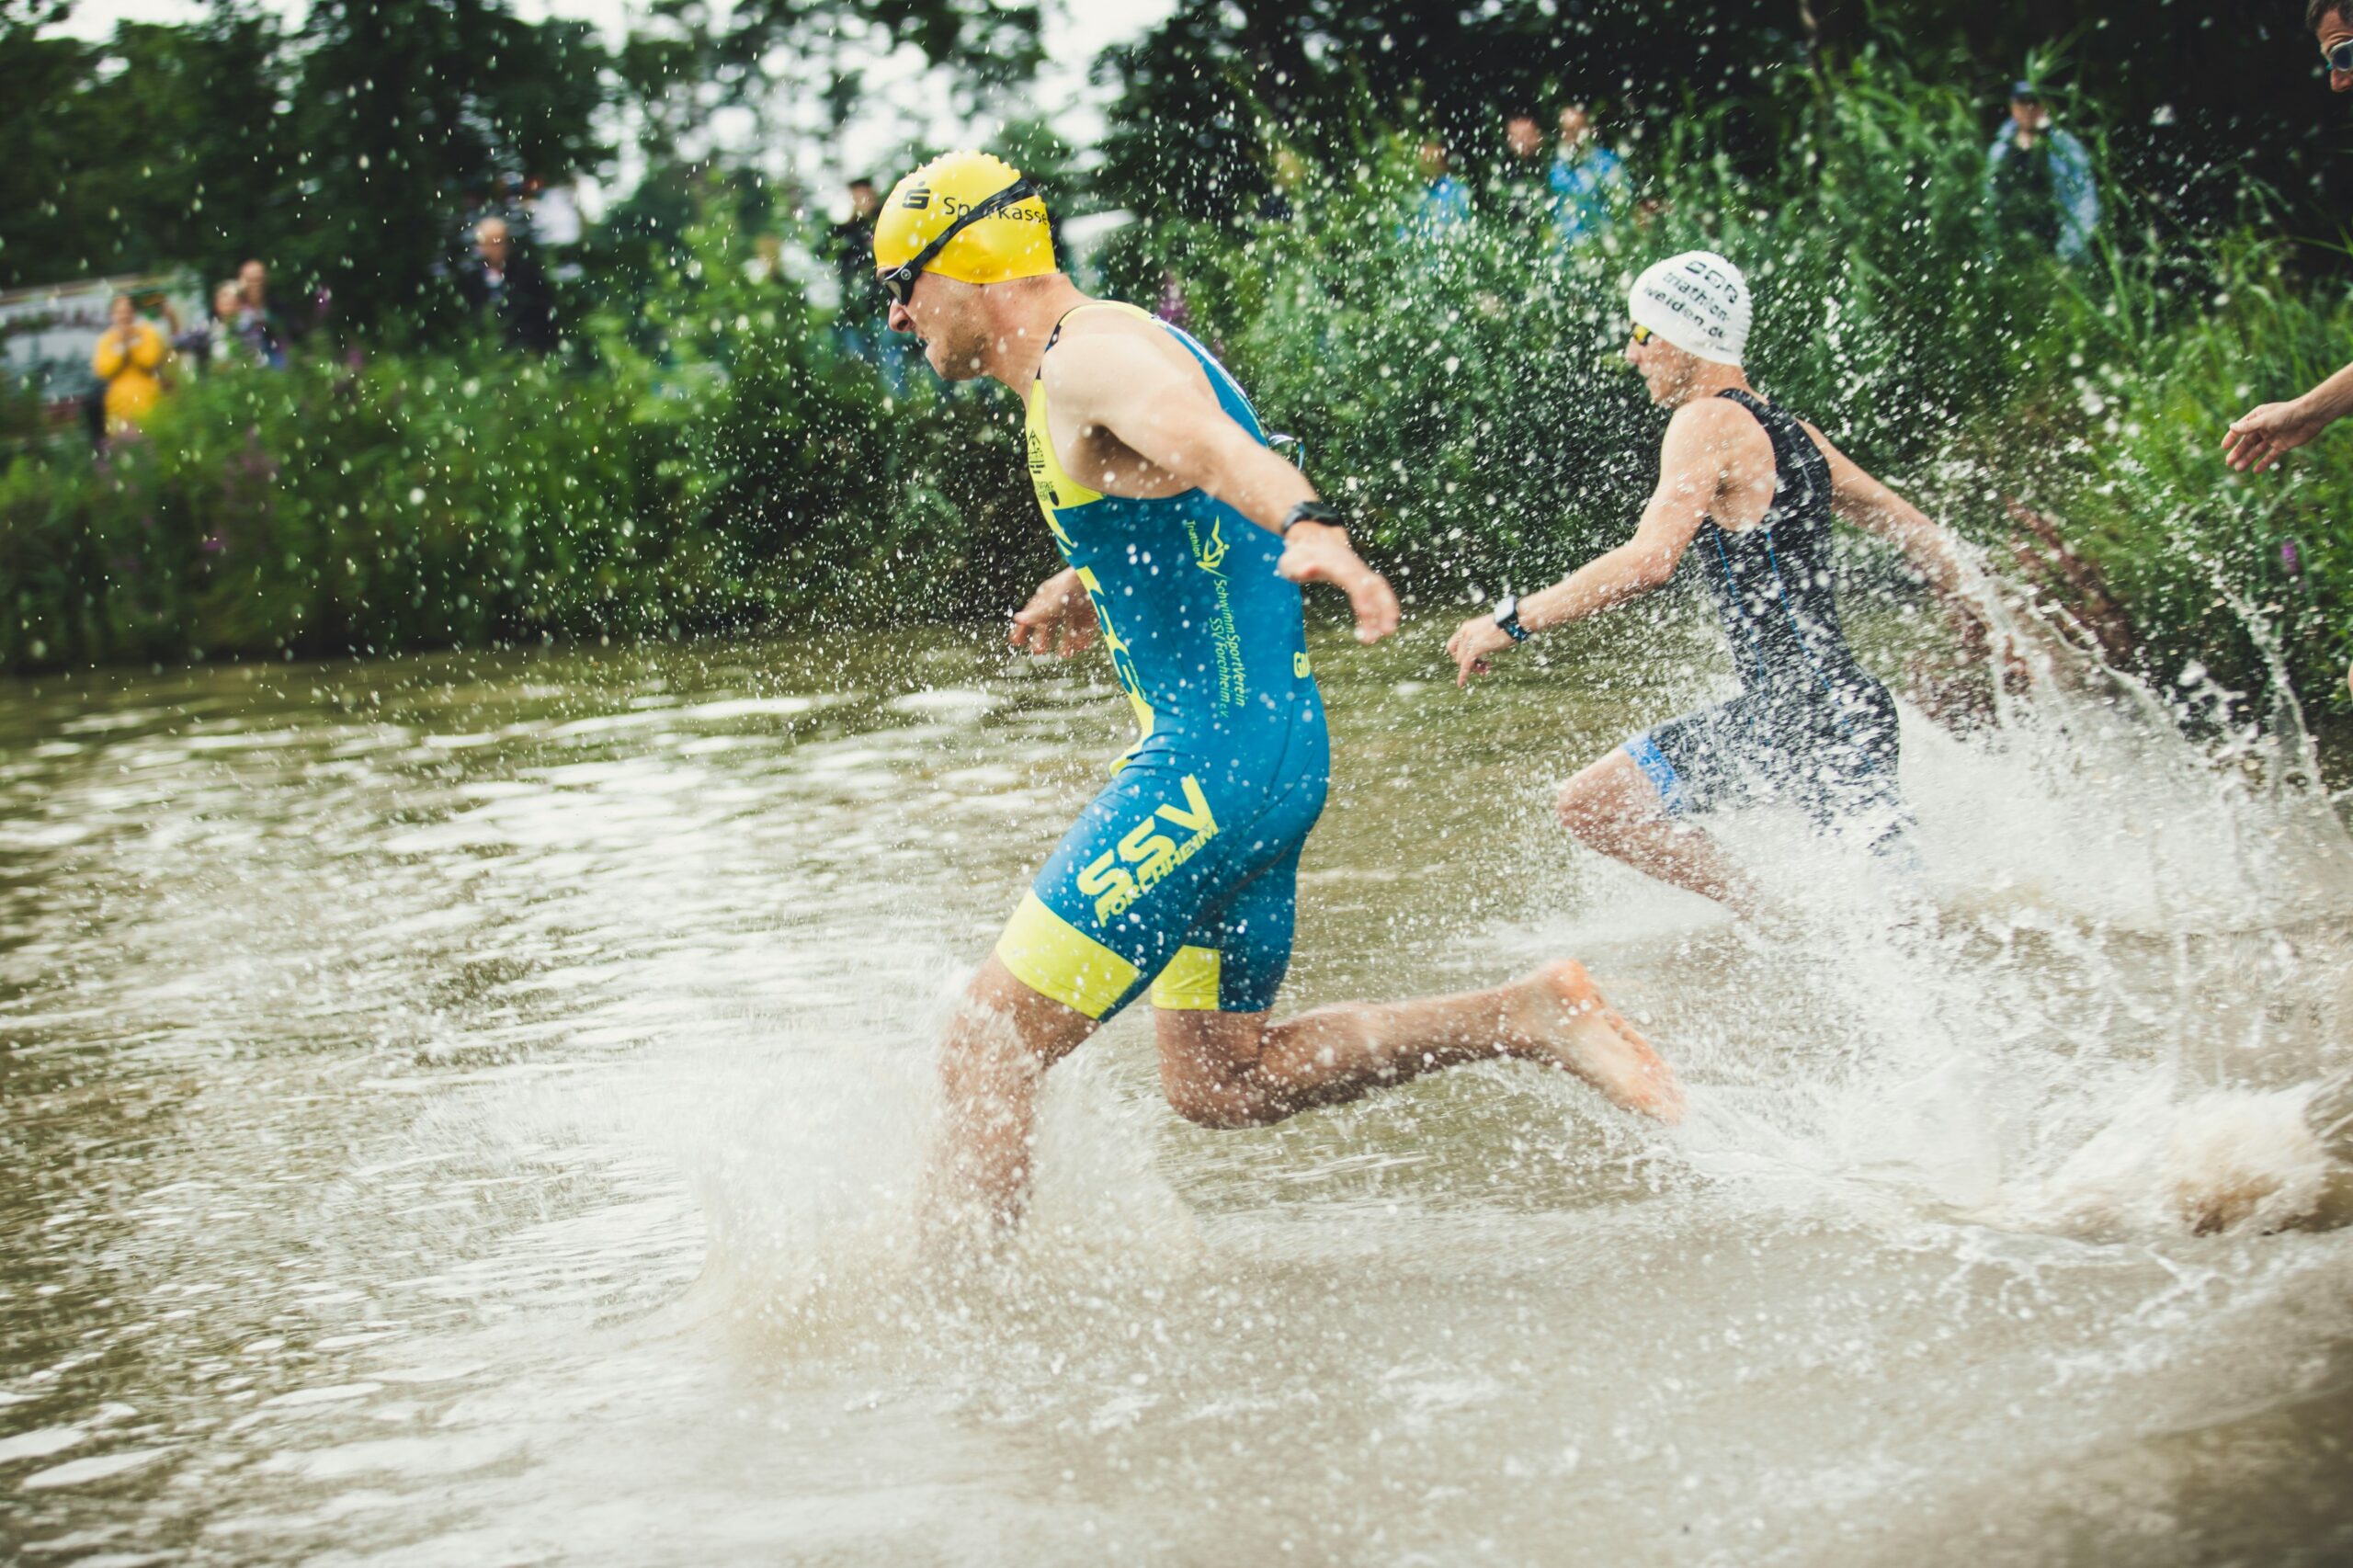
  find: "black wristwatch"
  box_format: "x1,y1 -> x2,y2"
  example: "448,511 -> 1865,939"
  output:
1279,500 -> 1346,536
1493,593 -> 1530,643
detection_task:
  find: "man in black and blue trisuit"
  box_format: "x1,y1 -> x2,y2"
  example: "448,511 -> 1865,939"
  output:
876,151 -> 1683,1237
1449,251 -> 1998,920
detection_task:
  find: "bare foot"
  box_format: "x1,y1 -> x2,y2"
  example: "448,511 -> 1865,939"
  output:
1508,960 -> 1685,1123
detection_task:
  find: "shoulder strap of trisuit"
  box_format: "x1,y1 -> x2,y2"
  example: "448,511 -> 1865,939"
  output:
1037,301 -> 1155,376
1714,388 -> 1830,513
1713,386 -> 1771,421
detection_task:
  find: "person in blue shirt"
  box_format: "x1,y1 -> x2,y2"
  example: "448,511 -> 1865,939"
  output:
1404,139 -> 1473,244
1551,104 -> 1627,247
1985,82 -> 2098,264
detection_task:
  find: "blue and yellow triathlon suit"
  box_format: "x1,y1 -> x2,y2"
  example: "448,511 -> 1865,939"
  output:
995,301 -> 1329,1021
1622,389 -> 1909,848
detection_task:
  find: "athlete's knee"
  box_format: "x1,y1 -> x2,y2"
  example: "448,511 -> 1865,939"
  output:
1159,1052 -> 1292,1129
1556,777 -> 1625,844
1164,1080 -> 1283,1130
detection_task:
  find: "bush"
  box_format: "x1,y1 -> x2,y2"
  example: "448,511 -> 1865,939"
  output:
5,53 -> 2345,721
1101,50 -> 2347,713
2,198 -> 1051,672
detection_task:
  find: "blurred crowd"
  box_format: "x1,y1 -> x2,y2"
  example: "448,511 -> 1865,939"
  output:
81,175 -> 578,445
76,73 -> 2100,445
1394,82 -> 2094,262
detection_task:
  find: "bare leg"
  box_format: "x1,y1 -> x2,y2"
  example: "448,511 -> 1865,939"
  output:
1156,960 -> 1682,1129
930,952 -> 1683,1244
925,956 -> 1097,1243
1558,749 -> 1768,918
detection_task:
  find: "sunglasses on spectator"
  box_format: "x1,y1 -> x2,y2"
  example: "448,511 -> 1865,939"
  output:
877,179 -> 1040,309
2328,39 -> 2353,74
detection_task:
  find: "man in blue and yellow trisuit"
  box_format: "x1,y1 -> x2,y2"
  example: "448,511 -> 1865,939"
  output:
877,152 -> 1683,1235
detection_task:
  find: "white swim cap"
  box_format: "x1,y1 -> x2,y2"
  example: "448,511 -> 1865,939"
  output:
1629,250 -> 1751,365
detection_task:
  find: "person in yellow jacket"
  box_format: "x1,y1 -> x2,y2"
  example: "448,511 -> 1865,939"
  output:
91,293 -> 168,434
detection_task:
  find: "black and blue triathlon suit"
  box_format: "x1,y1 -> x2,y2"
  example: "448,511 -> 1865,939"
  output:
1622,389 -> 1908,846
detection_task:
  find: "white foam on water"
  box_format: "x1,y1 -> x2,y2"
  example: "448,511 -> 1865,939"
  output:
2001,1080 -> 2335,1237
1632,616 -> 2353,1244
400,943 -> 1205,1358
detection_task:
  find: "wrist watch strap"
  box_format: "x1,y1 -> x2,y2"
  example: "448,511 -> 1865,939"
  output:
1279,500 -> 1346,536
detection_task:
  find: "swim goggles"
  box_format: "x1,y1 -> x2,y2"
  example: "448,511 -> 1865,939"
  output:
1630,323 -> 1656,346
2328,38 -> 2353,74
876,178 -> 1040,308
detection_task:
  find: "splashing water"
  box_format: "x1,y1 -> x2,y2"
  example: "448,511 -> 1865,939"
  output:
2,620 -> 2349,1564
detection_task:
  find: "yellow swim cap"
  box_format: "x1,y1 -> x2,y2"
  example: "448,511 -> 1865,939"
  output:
875,151 -> 1056,287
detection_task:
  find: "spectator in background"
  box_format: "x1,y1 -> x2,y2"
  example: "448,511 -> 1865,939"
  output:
829,176 -> 907,394
1551,103 -> 1627,247
1404,139 -> 1472,244
1496,112 -> 1552,233
523,174 -> 585,286
457,217 -> 559,354
1256,145 -> 1307,224
236,258 -> 290,367
91,293 -> 168,437
1985,81 -> 2098,264
175,281 -> 266,370
172,282 -> 230,366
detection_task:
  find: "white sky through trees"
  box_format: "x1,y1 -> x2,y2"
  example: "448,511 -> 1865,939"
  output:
51,0 -> 1177,218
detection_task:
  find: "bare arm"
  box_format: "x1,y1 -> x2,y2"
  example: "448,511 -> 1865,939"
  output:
1805,425 -> 1977,606
1045,330 -> 1315,532
1446,398 -> 1743,685
2223,360 -> 2353,473
1040,328 -> 1399,642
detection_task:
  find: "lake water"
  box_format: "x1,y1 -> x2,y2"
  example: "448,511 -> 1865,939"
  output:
3,623 -> 2350,1565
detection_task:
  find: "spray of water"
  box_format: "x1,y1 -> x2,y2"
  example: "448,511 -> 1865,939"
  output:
1627,565 -> 2353,1244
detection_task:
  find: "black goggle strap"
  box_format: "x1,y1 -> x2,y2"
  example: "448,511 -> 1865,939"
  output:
880,178 -> 1041,301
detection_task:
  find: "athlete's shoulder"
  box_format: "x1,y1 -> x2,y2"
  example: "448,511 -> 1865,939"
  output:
1664,392 -> 1762,443
1662,394 -> 1772,483
1050,298 -> 1160,346
1041,301 -> 1205,398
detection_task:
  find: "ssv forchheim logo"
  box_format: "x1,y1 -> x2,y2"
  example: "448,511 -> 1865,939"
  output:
901,185 -> 931,210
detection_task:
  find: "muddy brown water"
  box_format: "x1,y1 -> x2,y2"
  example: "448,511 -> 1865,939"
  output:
3,626 -> 2351,1566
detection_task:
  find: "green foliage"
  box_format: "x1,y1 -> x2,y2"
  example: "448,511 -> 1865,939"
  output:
1094,0 -> 2349,256
0,6 -> 292,289
2,195 -> 1047,672
2018,235 -> 2353,708
0,0 -> 613,323
6,35 -> 2347,721
1098,48 -> 2347,710
293,0 -> 614,324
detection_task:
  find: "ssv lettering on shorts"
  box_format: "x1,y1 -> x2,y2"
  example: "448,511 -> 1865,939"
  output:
1076,775 -> 1220,923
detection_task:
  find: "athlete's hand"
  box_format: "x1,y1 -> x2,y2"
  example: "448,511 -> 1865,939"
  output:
1008,567 -> 1098,658
2222,398 -> 2332,473
1277,523 -> 1400,644
1446,615 -> 1515,687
